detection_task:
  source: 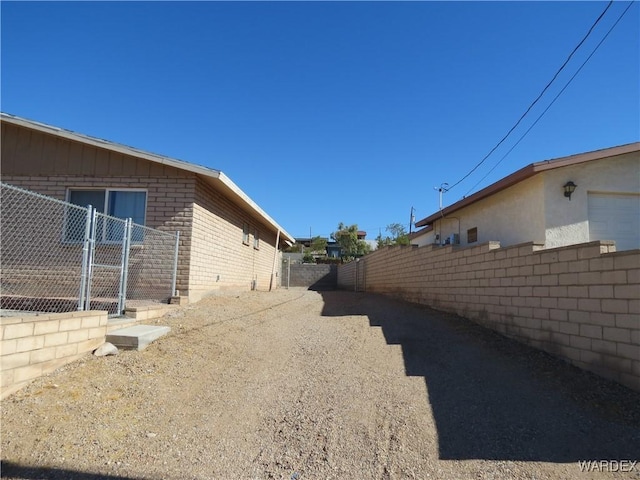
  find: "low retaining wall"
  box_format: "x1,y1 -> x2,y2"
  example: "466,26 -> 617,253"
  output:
1,310 -> 108,399
338,240 -> 639,392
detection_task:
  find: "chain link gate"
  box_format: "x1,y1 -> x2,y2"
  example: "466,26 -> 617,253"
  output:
1,183 -> 179,316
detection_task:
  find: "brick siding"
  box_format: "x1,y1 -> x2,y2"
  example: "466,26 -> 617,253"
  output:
338,241 -> 640,391
189,178 -> 280,299
2,122 -> 285,302
1,311 -> 108,399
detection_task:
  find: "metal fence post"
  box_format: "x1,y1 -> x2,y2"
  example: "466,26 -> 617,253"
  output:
84,207 -> 97,311
171,231 -> 180,297
1,183 -> 181,315
117,218 -> 133,315
78,205 -> 93,311
117,218 -> 131,314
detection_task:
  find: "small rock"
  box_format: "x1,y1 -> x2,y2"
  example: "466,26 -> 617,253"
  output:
94,342 -> 119,357
146,432 -> 157,438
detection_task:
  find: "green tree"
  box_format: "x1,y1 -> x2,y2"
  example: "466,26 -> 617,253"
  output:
376,233 -> 392,249
310,236 -> 328,254
377,223 -> 410,247
387,223 -> 410,245
332,222 -> 371,260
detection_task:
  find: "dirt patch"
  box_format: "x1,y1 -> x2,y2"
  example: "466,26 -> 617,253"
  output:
2,289 -> 639,479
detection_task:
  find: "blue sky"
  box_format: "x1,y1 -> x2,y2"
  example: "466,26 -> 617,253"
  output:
2,1 -> 638,240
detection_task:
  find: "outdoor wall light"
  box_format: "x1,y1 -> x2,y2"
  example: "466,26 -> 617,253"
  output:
563,181 -> 577,200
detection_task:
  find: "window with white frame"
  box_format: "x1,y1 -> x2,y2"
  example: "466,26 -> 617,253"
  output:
253,228 -> 260,250
242,223 -> 250,245
66,189 -> 147,242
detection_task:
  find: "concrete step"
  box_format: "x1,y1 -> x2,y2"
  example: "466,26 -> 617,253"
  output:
106,325 -> 171,351
106,316 -> 139,333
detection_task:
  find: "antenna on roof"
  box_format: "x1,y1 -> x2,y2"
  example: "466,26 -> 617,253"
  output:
409,206 -> 415,234
434,183 -> 449,211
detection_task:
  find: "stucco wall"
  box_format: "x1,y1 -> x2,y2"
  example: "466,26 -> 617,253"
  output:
414,152 -> 639,250
415,176 -> 546,248
338,241 -> 640,392
542,152 -> 639,249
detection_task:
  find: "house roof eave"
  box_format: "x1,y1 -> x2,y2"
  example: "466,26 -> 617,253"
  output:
1,112 -> 295,245
202,172 -> 295,244
415,142 -> 640,228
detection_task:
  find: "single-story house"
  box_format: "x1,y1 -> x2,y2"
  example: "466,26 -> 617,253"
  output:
1,112 -> 295,302
412,143 -> 640,251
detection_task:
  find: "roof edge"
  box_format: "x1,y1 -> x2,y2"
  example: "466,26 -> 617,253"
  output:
1,112 -> 294,244
415,142 -> 640,227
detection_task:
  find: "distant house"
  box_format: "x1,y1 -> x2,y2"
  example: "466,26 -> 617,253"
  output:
326,242 -> 341,258
412,143 -> 640,251
292,237 -> 341,259
294,230 -> 373,259
1,113 -> 295,302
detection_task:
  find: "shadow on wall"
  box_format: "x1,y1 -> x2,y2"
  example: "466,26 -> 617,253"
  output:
318,290 -> 640,462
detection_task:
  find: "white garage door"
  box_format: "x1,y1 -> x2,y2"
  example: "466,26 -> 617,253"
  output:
588,193 -> 640,251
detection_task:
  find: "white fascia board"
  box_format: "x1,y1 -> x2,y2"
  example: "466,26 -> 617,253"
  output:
215,172 -> 295,244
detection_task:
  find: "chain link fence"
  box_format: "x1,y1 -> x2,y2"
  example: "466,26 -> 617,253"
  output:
1,183 -> 179,316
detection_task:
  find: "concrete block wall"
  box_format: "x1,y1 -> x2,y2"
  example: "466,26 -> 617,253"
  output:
336,261 -> 364,291
287,264 -> 337,289
189,178 -> 280,300
1,310 -> 108,399
338,241 -> 640,392
337,261 -> 356,290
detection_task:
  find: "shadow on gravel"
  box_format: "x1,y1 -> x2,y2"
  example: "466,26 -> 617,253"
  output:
319,290 -> 640,463
0,461 -> 149,480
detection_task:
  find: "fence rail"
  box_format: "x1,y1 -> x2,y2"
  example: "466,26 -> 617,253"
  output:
1,183 -> 179,315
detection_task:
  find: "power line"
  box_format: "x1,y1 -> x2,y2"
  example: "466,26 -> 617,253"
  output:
447,0 -> 615,192
463,1 -> 635,197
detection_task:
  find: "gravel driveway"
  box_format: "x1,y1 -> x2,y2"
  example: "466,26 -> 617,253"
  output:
2,288 -> 639,479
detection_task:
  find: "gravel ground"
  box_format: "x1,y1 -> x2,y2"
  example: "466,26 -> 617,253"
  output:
2,288 -> 639,480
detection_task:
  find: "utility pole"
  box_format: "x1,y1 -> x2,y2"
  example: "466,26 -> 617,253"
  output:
435,183 -> 449,211
409,206 -> 415,234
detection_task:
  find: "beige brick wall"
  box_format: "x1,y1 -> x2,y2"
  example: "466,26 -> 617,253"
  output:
1,311 -> 108,399
188,178 -> 280,300
338,241 -> 639,392
2,122 -> 197,297
2,175 -> 195,298
2,122 -> 285,303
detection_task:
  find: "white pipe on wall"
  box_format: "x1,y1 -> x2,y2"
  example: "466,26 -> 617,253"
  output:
269,229 -> 281,291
